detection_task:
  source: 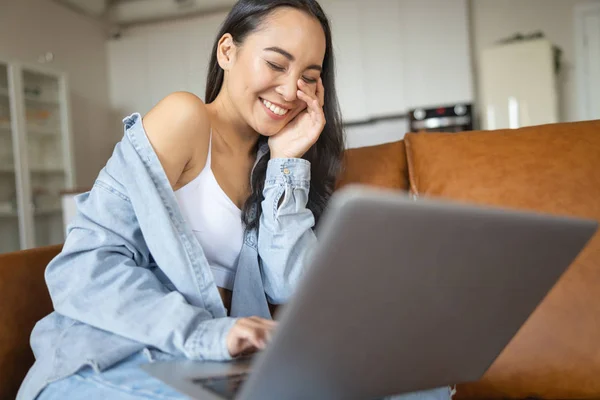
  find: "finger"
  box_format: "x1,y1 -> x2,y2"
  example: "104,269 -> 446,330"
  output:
239,325 -> 267,350
297,89 -> 318,110
242,320 -> 274,343
316,77 -> 325,107
239,346 -> 260,357
236,340 -> 260,357
247,317 -> 278,328
229,335 -> 258,358
297,90 -> 323,121
297,79 -> 318,102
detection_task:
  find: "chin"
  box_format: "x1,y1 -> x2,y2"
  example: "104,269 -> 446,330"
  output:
251,105 -> 289,137
254,121 -> 284,137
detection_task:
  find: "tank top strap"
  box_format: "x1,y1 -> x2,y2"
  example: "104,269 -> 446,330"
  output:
205,128 -> 212,168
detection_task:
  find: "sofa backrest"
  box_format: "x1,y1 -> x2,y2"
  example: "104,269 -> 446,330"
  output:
403,119 -> 600,399
337,140 -> 409,191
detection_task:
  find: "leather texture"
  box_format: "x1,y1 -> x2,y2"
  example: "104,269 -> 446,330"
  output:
404,120 -> 600,399
0,244 -> 61,400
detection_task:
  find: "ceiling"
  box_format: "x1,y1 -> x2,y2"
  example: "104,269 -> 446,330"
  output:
55,0 -> 236,26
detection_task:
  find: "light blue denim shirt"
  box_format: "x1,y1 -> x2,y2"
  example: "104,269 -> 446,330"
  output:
18,113 -> 316,400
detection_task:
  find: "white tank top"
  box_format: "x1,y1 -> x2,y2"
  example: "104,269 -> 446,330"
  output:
174,133 -> 244,290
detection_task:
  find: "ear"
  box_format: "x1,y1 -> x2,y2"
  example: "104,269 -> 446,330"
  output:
216,33 -> 237,71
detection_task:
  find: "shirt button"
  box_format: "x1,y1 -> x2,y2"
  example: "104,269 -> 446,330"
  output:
283,168 -> 291,175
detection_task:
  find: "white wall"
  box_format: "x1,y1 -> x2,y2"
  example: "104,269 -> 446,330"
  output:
0,0 -> 118,187
470,0 -> 599,123
345,118 -> 409,149
107,11 -> 228,116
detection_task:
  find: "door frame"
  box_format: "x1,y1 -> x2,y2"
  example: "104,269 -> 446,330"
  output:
575,2 -> 600,121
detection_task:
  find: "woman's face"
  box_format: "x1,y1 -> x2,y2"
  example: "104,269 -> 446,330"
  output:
220,7 -> 326,136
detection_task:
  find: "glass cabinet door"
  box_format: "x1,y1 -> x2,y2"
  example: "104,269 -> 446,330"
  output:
21,68 -> 69,247
0,62 -> 21,254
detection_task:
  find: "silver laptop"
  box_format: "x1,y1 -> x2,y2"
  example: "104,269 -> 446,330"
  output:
142,185 -> 597,400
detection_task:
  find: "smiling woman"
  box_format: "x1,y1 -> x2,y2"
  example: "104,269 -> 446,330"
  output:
204,0 -> 343,231
17,1 -> 451,400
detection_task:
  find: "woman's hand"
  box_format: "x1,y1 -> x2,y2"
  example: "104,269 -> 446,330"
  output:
268,77 -> 326,159
226,317 -> 278,357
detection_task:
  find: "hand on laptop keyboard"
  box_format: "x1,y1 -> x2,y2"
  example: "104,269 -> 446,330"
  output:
226,317 -> 277,357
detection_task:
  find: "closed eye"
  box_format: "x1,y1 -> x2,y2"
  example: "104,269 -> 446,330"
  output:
266,61 -> 285,72
267,60 -> 317,84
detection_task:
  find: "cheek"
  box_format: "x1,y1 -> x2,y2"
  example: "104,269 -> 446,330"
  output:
250,63 -> 277,94
229,60 -> 263,97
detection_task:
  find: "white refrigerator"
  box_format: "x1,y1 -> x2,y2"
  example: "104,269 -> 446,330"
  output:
479,38 -> 559,130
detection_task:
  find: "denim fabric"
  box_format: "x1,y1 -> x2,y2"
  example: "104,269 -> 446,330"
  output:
18,113 -> 450,400
37,349 -> 451,400
18,113 -> 316,399
36,351 -> 186,400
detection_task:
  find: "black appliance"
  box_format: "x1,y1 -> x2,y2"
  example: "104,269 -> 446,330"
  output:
408,103 -> 473,133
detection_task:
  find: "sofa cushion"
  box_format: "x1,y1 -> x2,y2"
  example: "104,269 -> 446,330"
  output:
0,245 -> 61,400
336,140 -> 408,191
404,120 -> 600,399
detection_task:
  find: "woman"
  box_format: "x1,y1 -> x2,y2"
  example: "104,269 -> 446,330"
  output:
18,1 -> 451,399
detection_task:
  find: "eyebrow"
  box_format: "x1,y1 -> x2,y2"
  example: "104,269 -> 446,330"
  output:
263,46 -> 322,72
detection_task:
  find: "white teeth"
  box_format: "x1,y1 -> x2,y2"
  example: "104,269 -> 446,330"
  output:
262,99 -> 288,116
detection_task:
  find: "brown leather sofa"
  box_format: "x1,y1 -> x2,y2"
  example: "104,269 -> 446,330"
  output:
1,119 -> 599,399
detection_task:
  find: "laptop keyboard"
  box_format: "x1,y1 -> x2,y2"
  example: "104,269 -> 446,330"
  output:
192,373 -> 249,399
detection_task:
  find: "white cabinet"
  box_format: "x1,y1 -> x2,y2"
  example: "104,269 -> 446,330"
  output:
321,0 -> 407,122
320,0 -> 369,122
399,0 -> 473,109
358,0 -> 406,118
480,39 -> 558,130
320,0 -> 472,119
0,60 -> 75,253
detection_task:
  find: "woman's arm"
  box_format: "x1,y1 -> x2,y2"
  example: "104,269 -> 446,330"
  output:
257,158 -> 317,304
258,78 -> 327,304
47,178 -> 236,361
47,93 -> 237,360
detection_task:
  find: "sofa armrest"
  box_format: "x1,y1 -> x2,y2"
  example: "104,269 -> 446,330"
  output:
0,244 -> 62,400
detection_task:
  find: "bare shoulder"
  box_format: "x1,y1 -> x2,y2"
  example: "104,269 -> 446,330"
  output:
142,92 -> 211,188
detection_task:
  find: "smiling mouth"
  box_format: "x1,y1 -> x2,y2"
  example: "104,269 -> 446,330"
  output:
260,98 -> 290,117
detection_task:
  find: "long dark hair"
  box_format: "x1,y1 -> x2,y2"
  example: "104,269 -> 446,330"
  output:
205,0 -> 345,231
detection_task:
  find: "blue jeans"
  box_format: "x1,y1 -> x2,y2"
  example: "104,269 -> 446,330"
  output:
37,350 -> 452,400
37,350 -> 186,400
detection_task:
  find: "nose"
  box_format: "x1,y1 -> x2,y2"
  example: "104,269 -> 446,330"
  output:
275,76 -> 298,104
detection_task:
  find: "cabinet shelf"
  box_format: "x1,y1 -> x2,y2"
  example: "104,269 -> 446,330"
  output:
28,125 -> 59,136
0,88 -> 58,105
0,123 -> 58,136
31,166 -> 65,174
0,86 -> 58,105
0,206 -> 62,218
0,166 -> 65,174
34,206 -> 63,217
25,95 -> 59,105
